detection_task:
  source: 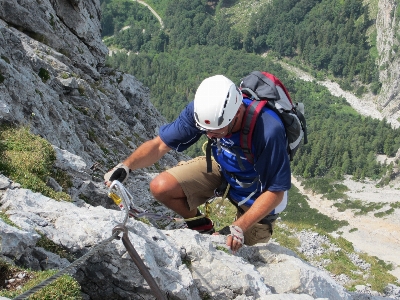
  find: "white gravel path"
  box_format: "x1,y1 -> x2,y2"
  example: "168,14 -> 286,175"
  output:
281,63 -> 400,128
292,175 -> 400,282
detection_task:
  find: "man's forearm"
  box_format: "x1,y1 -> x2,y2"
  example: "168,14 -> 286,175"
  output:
233,190 -> 284,232
123,136 -> 171,171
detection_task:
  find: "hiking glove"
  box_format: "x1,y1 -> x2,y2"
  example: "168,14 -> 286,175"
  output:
229,225 -> 244,245
104,163 -> 131,184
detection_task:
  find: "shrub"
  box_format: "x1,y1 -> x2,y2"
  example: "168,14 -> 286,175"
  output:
38,68 -> 50,82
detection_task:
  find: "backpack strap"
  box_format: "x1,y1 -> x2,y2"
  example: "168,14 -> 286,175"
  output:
240,99 -> 268,164
206,138 -> 213,173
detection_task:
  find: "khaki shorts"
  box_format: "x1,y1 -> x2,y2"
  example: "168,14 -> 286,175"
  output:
236,209 -> 276,246
166,156 -> 222,211
167,156 -> 275,246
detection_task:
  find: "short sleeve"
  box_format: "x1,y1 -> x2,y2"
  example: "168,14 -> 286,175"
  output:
253,108 -> 291,192
159,101 -> 203,152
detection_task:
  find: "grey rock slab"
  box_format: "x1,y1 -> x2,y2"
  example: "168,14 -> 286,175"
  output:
0,188 -> 200,299
167,229 -> 272,299
0,218 -> 40,260
263,295 -> 324,300
0,174 -> 11,189
252,244 -> 352,300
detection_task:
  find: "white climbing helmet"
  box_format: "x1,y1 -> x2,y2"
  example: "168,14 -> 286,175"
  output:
194,75 -> 243,130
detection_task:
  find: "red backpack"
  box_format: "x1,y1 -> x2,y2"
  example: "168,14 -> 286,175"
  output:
205,71 -> 307,173
239,71 -> 307,163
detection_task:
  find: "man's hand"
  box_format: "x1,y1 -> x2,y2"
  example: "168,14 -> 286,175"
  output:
104,163 -> 130,186
226,225 -> 244,254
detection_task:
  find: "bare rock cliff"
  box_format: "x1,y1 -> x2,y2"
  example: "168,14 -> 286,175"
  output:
376,0 -> 400,120
0,0 -> 182,172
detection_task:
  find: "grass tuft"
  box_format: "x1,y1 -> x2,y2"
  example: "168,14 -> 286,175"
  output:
0,260 -> 81,299
0,125 -> 71,201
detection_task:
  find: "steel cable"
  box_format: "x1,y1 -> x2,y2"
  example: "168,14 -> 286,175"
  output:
13,181 -> 130,300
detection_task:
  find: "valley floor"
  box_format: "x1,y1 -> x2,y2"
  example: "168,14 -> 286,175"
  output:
292,175 -> 400,282
283,60 -> 400,281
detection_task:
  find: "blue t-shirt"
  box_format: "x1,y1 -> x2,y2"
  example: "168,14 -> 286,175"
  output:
159,99 -> 291,211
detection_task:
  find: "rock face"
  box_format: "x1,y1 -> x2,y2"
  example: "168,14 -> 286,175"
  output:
3,174 -> 399,299
376,0 -> 400,121
0,0 -> 183,172
1,182 -> 355,300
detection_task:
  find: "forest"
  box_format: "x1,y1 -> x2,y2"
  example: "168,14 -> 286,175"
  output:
101,0 -> 379,90
100,0 -> 400,183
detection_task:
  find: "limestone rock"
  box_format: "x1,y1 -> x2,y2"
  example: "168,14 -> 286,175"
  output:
0,219 -> 40,260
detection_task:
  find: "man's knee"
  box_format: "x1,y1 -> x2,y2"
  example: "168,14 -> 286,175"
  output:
149,172 -> 184,201
149,174 -> 168,199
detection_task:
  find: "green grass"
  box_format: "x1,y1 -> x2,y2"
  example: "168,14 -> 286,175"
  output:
324,250 -> 359,279
223,0 -> 272,35
361,254 -> 397,292
302,177 -> 349,199
390,202 -> 400,209
282,186 -> 349,232
215,245 -> 230,254
301,177 -> 395,216
374,208 -> 395,217
333,199 -> 386,215
0,125 -> 71,201
201,197 -> 238,231
0,260 -> 82,299
0,211 -> 18,227
36,233 -> 76,262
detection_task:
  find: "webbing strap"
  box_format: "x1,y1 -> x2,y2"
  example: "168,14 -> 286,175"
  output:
240,100 -> 267,164
206,138 -> 213,173
297,110 -> 308,144
230,147 -> 246,171
224,170 -> 259,188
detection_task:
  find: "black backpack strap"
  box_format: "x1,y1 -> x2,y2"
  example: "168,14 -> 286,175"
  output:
240,99 -> 268,164
206,138 -> 213,173
296,110 -> 308,144
230,146 -> 247,171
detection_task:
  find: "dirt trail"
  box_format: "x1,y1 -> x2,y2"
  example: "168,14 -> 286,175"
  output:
292,176 -> 400,282
280,62 -> 400,129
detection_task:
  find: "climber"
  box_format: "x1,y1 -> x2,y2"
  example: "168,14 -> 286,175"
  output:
104,74 -> 291,254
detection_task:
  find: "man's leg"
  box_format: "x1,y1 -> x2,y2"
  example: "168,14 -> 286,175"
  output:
149,156 -> 221,232
150,171 -> 197,218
